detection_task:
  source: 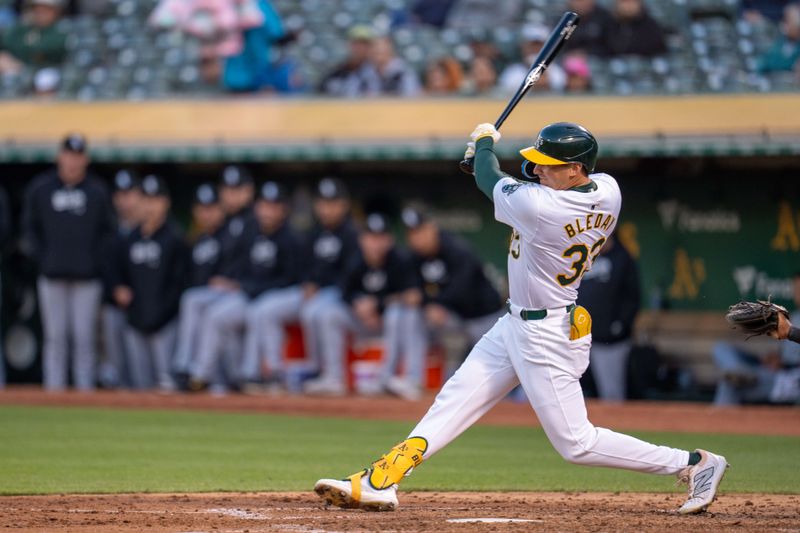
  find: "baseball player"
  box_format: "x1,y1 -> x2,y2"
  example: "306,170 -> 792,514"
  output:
21,134 -> 113,391
315,122 -> 728,514
251,178 -> 359,393
315,213 -> 421,396
186,184 -> 225,289
114,175 -> 188,391
0,185 -> 10,388
173,166 -> 255,377
98,169 -> 142,388
189,181 -> 301,390
398,206 -> 503,387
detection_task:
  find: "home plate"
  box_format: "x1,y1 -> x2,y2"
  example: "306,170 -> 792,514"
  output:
447,518 -> 544,524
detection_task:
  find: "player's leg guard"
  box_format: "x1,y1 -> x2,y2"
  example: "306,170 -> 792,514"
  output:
368,436 -> 428,489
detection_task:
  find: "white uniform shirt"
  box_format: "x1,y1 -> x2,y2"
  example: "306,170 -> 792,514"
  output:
493,173 -> 622,310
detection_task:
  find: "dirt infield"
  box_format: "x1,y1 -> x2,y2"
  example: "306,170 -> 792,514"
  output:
1,491 -> 798,532
1,385 -> 800,436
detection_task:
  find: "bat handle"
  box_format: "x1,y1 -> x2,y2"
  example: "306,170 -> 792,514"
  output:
459,156 -> 475,175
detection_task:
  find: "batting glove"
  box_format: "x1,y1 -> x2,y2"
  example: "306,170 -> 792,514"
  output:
470,123 -> 501,143
464,141 -> 476,160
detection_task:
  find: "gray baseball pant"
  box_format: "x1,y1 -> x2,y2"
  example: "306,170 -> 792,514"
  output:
379,304 -> 428,387
99,304 -> 129,388
123,321 -> 177,391
173,286 -> 228,374
299,286 -> 341,371
191,292 -> 248,383
239,286 -> 304,382
37,277 -> 102,391
589,340 -> 631,402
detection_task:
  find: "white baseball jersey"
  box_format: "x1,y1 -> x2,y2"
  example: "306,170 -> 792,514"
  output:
492,173 -> 621,309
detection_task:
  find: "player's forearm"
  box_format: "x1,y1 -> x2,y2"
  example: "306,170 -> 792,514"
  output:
474,137 -> 504,200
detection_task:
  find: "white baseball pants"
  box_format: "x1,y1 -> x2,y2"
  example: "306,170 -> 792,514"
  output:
410,311 -> 689,474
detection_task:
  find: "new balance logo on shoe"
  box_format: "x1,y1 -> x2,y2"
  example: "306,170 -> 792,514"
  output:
693,467 -> 715,496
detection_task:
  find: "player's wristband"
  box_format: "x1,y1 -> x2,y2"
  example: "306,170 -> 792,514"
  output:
787,326 -> 800,344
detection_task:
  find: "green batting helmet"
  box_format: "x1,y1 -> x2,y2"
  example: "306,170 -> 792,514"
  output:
520,122 -> 599,173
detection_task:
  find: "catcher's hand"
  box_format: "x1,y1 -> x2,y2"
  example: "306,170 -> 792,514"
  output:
725,300 -> 789,338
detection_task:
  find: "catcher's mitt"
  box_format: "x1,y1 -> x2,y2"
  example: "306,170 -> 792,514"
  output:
725,300 -> 789,338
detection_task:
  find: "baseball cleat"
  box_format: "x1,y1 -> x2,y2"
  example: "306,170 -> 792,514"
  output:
677,449 -> 729,514
303,377 -> 346,396
314,470 -> 398,512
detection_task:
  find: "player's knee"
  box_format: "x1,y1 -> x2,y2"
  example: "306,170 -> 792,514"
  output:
554,431 -> 598,465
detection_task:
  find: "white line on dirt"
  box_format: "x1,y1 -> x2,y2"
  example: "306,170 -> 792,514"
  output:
447,518 -> 545,523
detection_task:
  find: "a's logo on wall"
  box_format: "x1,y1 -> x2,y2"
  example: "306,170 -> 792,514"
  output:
733,266 -> 793,300
669,248 -> 706,299
771,201 -> 800,252
657,200 -> 740,233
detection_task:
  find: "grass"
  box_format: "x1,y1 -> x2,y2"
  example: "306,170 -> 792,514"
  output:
0,405 -> 797,495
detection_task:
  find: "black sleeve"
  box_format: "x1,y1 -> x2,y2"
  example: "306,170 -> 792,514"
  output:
116,236 -> 132,287
20,180 -> 42,262
154,235 -> 189,326
434,242 -> 480,309
391,249 -> 419,293
270,232 -> 302,290
340,258 -> 363,304
617,249 -> 641,334
0,186 -> 10,250
639,17 -> 668,56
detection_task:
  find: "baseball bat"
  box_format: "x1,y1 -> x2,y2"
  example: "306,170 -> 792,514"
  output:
459,11 -> 581,175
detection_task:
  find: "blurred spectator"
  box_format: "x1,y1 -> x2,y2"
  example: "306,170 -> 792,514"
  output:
222,0 -> 303,93
21,134 -> 112,391
115,175 -> 188,392
446,0 -> 522,29
758,3 -> 800,73
367,36 -> 421,97
576,234 -> 640,402
0,185 -> 10,389
460,56 -> 499,96
407,0 -> 458,28
0,0 -> 67,76
498,24 -> 566,94
742,0 -> 794,23
467,31 -> 501,65
597,0 -> 667,58
98,170 -> 141,389
319,25 -> 377,97
564,0 -> 614,54
564,54 -> 592,93
712,273 -> 800,406
150,0 -> 264,59
423,56 -> 463,95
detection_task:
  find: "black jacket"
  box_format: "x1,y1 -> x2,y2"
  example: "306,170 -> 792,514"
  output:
577,241 -> 640,343
118,220 -> 189,333
341,246 -> 418,310
100,225 -> 136,305
563,4 -> 615,54
0,185 -> 10,253
189,227 -> 224,288
239,222 -> 302,298
597,12 -> 668,58
306,218 -> 360,289
413,231 -> 501,319
21,170 -> 113,279
217,206 -> 256,280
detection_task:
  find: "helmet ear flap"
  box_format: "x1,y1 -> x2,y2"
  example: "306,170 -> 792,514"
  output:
520,160 -> 539,182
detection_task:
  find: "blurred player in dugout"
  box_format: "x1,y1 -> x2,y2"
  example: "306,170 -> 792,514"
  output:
98,169 -> 142,389
186,181 -> 303,392
173,166 -> 256,381
317,212 -> 422,398
112,175 -> 188,391
21,134 -> 113,391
